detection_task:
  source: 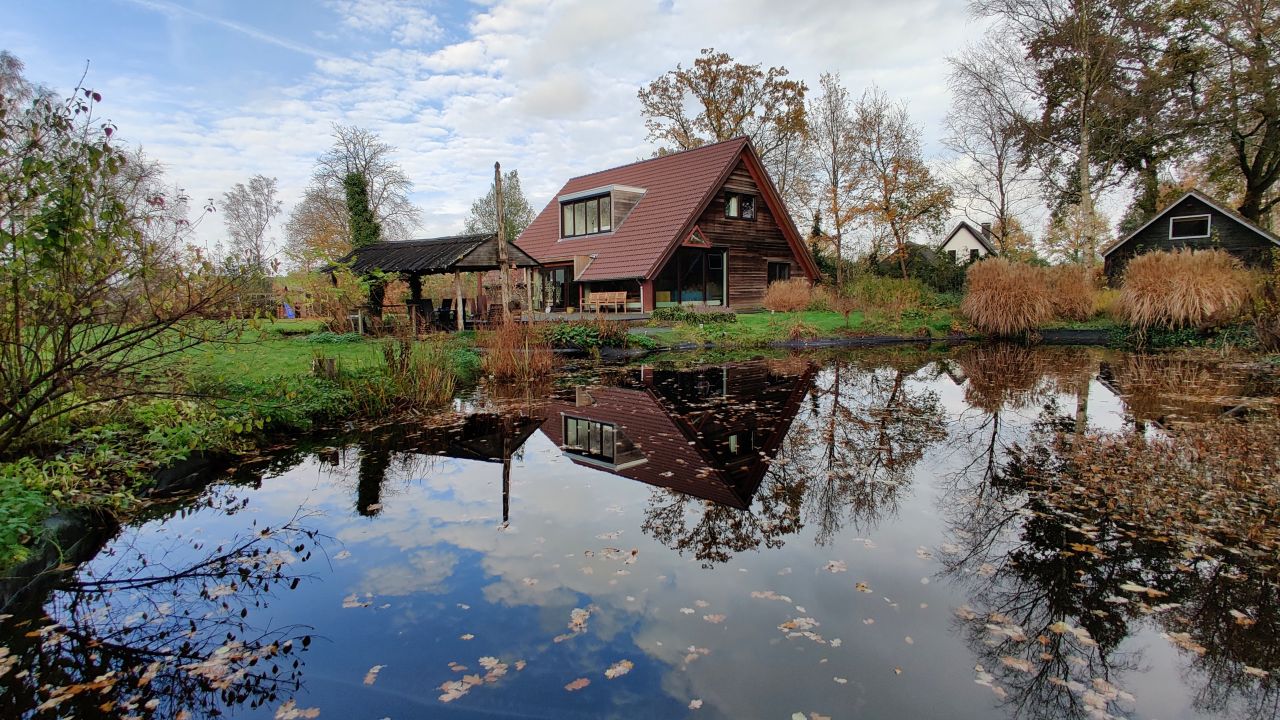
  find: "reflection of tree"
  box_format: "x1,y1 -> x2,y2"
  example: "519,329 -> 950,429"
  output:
941,403 -> 1280,720
642,472 -> 805,567
798,357 -> 946,544
0,512 -> 322,719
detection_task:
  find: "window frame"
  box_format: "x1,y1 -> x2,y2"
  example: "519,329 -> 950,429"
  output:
724,192 -> 756,221
767,261 -> 791,284
560,194 -> 613,238
969,248 -> 980,262
1169,214 -> 1211,240
562,416 -> 616,463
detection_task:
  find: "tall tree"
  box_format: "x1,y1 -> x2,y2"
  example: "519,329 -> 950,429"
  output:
846,88 -> 954,280
286,124 -> 419,267
970,0 -> 1135,265
343,171 -> 381,250
637,49 -> 808,207
221,174 -> 282,275
807,72 -> 856,285
945,43 -> 1040,256
1184,0 -> 1280,224
463,168 -> 536,241
1043,201 -> 1112,262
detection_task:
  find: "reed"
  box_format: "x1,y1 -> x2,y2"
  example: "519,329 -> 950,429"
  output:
1044,264 -> 1095,321
960,259 -> 1053,337
763,278 -> 813,313
1118,249 -> 1255,330
480,322 -> 555,382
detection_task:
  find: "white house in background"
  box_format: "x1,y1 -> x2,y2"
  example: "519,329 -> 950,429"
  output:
938,220 -> 999,263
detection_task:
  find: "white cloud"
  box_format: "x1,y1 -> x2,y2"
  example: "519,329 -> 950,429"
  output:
328,0 -> 443,46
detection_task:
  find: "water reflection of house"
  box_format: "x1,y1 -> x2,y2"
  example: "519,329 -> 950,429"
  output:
539,361 -> 817,510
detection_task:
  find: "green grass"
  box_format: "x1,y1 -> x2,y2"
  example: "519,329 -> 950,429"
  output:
645,308 -> 961,348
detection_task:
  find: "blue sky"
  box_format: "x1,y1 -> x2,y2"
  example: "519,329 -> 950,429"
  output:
3,0 -> 986,253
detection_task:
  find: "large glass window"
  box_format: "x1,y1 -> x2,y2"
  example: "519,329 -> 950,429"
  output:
1170,215 -> 1210,239
561,194 -> 612,237
563,416 -> 615,463
656,248 -> 727,306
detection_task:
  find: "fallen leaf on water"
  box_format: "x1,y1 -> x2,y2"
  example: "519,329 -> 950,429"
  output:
1001,656 -> 1034,673
824,560 -> 848,573
1230,609 -> 1257,627
680,607 -> 695,615
342,593 -> 372,609
893,667 -> 902,675
855,582 -> 871,593
695,600 -> 710,608
333,550 -> 351,561
833,677 -> 848,684
604,660 -> 634,679
564,678 -> 590,692
689,699 -> 703,709
363,665 -> 384,685
275,700 -> 320,719
1243,666 -> 1269,678
703,614 -> 725,624
459,634 -> 475,641
863,618 -> 875,625
904,637 -> 914,645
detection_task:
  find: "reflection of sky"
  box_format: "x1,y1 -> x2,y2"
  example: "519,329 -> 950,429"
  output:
52,352 -> 1265,720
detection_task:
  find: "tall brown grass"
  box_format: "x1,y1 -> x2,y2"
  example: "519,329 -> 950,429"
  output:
481,322 -> 555,382
763,278 -> 812,313
371,337 -> 458,408
1044,264 -> 1095,321
846,275 -> 924,316
960,259 -> 1053,337
1118,249 -> 1256,330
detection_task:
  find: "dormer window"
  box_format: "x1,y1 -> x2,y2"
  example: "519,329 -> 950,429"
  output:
1169,214 -> 1210,240
561,194 -> 611,238
725,192 -> 755,220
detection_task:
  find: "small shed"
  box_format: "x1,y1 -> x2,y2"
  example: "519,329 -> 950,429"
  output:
1102,190 -> 1280,282
331,233 -> 540,329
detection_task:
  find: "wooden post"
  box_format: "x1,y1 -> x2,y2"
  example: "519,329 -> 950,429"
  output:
494,162 -> 514,324
525,268 -> 535,322
454,270 -> 465,331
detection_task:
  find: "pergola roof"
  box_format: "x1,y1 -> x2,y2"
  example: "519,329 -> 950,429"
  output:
332,233 -> 540,275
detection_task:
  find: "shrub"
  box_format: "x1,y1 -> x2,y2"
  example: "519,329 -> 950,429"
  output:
544,319 -> 633,349
847,275 -> 926,315
763,278 -> 812,313
807,285 -> 834,312
960,258 -> 1053,337
650,306 -> 687,323
1093,287 -> 1121,320
1118,249 -> 1256,330
648,306 -> 738,324
1044,264 -> 1095,321
481,323 -> 555,381
304,331 -> 364,344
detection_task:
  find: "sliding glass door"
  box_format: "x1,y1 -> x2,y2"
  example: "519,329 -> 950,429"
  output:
654,248 -> 726,307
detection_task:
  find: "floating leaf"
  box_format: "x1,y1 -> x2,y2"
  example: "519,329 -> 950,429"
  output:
604,659 -> 634,679
363,665 -> 384,685
565,677 -> 590,691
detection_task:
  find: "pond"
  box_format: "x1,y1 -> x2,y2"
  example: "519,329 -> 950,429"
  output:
2,345 -> 1279,719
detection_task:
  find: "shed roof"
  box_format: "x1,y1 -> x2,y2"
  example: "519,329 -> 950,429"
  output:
332,233 -> 540,275
515,138 -> 818,281
1102,189 -> 1280,257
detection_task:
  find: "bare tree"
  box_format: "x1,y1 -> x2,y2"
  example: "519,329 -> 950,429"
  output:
945,43 -> 1040,256
807,72 -> 856,284
286,124 -> 420,268
222,174 -> 282,275
847,87 -> 954,279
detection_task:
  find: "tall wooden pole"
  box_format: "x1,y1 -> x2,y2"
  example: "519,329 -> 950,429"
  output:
453,270 -> 465,331
494,162 -> 514,324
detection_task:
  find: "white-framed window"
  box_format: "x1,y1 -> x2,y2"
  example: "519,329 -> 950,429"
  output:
1169,214 -> 1211,240
724,192 -> 755,220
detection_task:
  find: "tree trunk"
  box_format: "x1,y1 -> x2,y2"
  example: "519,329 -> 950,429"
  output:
494,162 -> 514,324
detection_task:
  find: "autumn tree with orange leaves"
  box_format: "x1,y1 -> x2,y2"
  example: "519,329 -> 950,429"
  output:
846,87 -> 953,280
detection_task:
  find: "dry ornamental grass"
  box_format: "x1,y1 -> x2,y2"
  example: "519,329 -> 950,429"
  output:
763,278 -> 813,313
1044,264 -> 1095,322
481,322 -> 555,382
1118,249 -> 1255,330
960,258 -> 1054,337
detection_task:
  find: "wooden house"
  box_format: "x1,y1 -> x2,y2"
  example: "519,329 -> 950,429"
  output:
1102,189 -> 1279,282
515,138 -> 820,312
937,220 -> 998,264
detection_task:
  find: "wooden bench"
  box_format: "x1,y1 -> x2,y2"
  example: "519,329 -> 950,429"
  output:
585,291 -> 628,313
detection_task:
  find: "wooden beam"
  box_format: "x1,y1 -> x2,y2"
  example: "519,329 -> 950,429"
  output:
453,270 -> 465,331
494,162 -> 514,324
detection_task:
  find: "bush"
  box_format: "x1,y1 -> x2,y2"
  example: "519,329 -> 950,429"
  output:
649,306 -> 738,324
544,319 -> 635,349
807,285 -> 834,312
304,331 -> 364,344
1044,264 -> 1095,321
1118,249 -> 1256,330
481,323 -> 555,381
960,258 -> 1053,337
763,278 -> 812,312
1094,287 -> 1121,319
1250,276 -> 1280,352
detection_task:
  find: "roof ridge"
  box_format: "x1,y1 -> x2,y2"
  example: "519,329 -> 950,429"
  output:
566,136 -> 749,183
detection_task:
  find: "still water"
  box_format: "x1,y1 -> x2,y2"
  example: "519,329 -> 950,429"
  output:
2,345 -> 1278,719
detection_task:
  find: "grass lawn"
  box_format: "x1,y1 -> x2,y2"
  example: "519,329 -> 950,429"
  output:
644,308 -> 962,348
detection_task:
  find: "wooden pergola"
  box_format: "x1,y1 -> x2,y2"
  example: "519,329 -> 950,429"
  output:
331,233 -> 540,330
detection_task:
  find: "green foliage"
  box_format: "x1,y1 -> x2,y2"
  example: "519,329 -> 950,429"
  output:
344,171 -> 381,249
304,331 -> 364,344
543,320 -> 647,349
871,244 -> 966,293
0,464 -> 49,566
649,306 -> 739,324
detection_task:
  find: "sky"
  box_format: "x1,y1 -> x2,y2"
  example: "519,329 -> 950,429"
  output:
2,0 -> 994,253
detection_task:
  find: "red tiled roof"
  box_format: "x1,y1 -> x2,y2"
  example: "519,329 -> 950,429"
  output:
515,138 -> 752,281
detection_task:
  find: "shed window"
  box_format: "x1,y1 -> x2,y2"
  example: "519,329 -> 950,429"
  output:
1169,214 -> 1210,240
725,193 -> 755,220
768,262 -> 791,283
561,194 -> 612,238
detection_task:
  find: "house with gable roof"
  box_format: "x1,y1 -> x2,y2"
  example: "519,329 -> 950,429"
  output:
1102,189 -> 1280,281
515,138 -> 820,312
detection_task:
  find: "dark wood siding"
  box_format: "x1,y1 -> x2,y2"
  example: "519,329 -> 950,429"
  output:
1104,195 -> 1277,282
677,160 -> 803,309
611,188 -> 644,230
